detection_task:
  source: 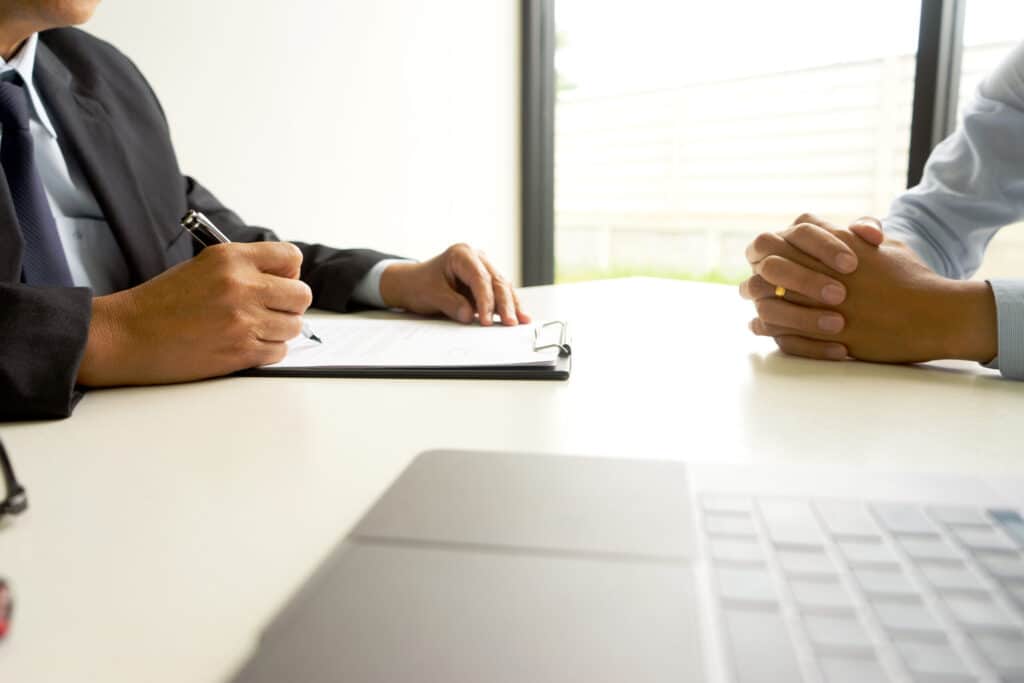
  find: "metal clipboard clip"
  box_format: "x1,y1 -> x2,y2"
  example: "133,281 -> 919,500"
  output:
533,320 -> 571,358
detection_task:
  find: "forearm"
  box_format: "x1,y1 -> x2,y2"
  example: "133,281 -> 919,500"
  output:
937,279 -> 998,364
77,292 -> 137,387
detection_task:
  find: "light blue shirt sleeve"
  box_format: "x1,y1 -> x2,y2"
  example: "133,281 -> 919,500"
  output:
350,258 -> 413,308
883,41 -> 1024,379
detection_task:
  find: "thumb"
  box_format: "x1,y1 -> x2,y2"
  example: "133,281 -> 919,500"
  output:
849,216 -> 884,247
436,286 -> 475,324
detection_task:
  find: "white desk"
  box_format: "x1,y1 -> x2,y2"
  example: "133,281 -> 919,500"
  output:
1,278 -> 1021,682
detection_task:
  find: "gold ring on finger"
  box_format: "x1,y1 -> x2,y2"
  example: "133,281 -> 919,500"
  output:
774,286 -> 786,298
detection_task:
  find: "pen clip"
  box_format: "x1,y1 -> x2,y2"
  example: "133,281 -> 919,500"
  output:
180,209 -> 231,247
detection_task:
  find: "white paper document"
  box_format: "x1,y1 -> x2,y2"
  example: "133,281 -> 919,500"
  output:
264,317 -> 562,369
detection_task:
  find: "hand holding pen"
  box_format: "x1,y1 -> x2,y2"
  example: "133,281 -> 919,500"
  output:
181,210 -> 322,344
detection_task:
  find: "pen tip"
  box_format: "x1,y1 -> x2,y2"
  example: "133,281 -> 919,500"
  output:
310,334 -> 323,344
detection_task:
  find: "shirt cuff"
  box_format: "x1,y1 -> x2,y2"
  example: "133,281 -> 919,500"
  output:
984,279 -> 1024,379
350,258 -> 412,308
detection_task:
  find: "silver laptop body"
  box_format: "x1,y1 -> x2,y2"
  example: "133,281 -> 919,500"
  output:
231,450 -> 1024,683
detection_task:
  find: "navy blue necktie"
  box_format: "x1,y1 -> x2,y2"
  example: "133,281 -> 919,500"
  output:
0,77 -> 73,287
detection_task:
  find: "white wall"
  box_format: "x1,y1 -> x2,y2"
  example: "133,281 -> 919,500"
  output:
84,0 -> 521,281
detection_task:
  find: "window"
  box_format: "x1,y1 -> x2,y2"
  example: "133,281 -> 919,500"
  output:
553,1 -> 923,284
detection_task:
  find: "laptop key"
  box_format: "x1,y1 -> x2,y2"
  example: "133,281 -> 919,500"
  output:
705,513 -> 757,537
815,501 -> 882,539
951,527 -> 1018,554
919,562 -> 988,595
942,593 -> 1020,634
715,567 -> 779,608
803,614 -> 875,657
899,536 -> 962,563
777,548 -> 838,579
976,553 -> 1024,582
892,640 -> 974,683
873,503 -> 938,536
928,506 -> 991,528
790,577 -> 855,615
989,509 -> 1024,549
817,654 -> 890,683
1005,583 -> 1024,610
759,499 -> 825,548
837,538 -> 900,569
853,567 -> 918,599
872,599 -> 945,640
720,607 -> 803,683
702,494 -> 754,515
971,632 -> 1024,681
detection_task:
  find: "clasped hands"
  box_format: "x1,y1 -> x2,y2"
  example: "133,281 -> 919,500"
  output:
740,214 -> 998,366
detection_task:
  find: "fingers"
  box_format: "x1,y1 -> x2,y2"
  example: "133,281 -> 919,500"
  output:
754,298 -> 845,336
478,253 -> 525,326
789,212 -> 840,231
447,244 -> 496,325
435,287 -> 476,325
245,340 -> 289,368
745,231 -> 789,265
254,310 -> 304,343
739,275 -> 817,307
850,216 -> 885,246
772,333 -> 849,361
231,242 -> 304,278
780,221 -> 858,274
510,288 -> 531,324
258,275 -> 313,314
748,319 -> 848,361
753,255 -> 847,305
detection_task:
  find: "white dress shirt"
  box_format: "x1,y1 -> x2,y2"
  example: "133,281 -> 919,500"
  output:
1,33 -> 397,305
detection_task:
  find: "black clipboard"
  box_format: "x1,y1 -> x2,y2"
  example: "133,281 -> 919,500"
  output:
238,320 -> 572,381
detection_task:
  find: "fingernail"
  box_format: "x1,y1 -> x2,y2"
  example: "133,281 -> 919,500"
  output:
835,253 -> 856,273
825,344 -> 847,360
821,284 -> 845,305
459,305 -> 472,322
818,314 -> 844,334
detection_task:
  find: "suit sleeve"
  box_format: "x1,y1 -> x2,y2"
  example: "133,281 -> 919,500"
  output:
182,177 -> 399,313
0,284 -> 92,420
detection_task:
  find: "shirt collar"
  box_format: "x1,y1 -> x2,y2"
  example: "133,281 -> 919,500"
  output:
0,34 -> 58,139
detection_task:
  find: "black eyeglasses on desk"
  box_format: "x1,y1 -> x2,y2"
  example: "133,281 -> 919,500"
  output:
0,439 -> 27,518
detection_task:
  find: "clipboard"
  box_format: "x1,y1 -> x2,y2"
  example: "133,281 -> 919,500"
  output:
238,320 -> 572,381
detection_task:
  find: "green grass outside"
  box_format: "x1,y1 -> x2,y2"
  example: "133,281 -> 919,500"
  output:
555,266 -> 746,286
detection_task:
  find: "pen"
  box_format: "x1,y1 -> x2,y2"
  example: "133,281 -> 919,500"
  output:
180,210 -> 322,344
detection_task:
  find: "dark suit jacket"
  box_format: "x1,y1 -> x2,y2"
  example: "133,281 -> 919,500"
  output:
0,28 -> 394,421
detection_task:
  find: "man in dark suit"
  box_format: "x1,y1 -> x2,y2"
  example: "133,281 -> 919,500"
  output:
0,0 -> 530,420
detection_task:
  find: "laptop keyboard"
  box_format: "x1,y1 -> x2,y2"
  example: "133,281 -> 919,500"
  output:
700,495 -> 1024,683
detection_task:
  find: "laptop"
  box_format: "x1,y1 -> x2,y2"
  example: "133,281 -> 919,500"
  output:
230,449 -> 1024,683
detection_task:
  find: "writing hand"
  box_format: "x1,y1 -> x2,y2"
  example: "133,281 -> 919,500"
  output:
78,242 -> 312,385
